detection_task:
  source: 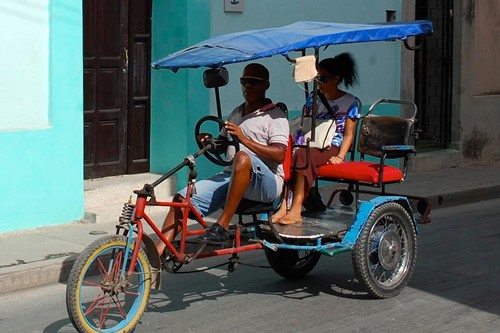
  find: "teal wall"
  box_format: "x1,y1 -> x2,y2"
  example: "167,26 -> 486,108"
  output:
0,1 -> 83,233
150,0 -> 217,186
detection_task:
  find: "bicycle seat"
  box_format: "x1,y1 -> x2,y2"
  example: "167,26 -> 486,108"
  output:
235,198 -> 275,215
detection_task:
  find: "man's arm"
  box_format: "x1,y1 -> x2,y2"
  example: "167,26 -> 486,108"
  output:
223,121 -> 286,164
240,137 -> 286,164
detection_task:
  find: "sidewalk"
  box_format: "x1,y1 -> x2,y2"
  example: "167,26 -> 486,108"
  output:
1,163 -> 499,295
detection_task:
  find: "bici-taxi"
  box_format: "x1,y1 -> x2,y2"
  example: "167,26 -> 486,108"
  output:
66,19 -> 433,333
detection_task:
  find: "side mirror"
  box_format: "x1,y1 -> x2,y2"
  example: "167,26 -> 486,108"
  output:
203,67 -> 229,88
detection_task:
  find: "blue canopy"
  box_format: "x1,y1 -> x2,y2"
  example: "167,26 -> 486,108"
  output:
152,20 -> 432,72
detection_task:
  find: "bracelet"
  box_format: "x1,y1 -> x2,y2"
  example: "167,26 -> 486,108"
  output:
335,156 -> 344,161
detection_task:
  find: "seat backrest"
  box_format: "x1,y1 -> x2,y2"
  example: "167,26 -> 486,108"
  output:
346,97 -> 363,161
357,115 -> 414,158
283,135 -> 293,182
275,101 -> 293,182
357,99 -> 417,159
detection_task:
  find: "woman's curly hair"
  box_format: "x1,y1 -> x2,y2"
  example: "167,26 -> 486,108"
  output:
318,53 -> 359,88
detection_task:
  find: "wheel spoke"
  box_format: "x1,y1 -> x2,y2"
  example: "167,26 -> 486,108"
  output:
98,296 -> 112,329
84,292 -> 108,316
112,296 -> 128,319
109,251 -> 124,281
123,290 -> 141,296
82,279 -> 101,287
96,257 -> 109,280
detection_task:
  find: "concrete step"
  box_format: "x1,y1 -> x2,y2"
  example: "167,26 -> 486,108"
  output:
409,149 -> 461,173
84,173 -> 176,224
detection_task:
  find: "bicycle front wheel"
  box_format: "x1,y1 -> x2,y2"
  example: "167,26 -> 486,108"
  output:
66,235 -> 151,333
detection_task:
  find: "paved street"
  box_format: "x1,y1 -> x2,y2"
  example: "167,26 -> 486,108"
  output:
1,198 -> 499,333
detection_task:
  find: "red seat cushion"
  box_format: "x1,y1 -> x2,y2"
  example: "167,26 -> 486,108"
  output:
317,161 -> 403,184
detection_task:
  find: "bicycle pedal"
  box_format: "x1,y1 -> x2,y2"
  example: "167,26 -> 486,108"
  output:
248,238 -> 262,243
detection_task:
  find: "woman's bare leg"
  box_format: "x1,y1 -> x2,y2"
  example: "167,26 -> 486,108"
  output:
279,173 -> 306,224
271,189 -> 289,222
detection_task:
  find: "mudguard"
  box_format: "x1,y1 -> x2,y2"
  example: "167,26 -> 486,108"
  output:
340,196 -> 417,248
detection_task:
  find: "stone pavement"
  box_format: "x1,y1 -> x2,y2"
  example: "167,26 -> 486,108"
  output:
0,163 -> 499,295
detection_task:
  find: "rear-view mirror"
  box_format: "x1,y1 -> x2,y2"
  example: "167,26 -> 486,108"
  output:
203,67 -> 229,88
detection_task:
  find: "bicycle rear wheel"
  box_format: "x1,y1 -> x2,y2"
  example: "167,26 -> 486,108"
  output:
66,235 -> 151,333
352,202 -> 417,299
264,248 -> 321,279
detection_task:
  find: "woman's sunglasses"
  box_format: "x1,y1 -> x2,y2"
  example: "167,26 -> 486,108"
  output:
314,75 -> 333,84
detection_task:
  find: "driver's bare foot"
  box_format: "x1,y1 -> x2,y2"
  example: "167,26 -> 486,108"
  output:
277,214 -> 303,225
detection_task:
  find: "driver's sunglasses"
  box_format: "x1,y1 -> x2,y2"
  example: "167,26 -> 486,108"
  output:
240,76 -> 267,86
314,75 -> 333,84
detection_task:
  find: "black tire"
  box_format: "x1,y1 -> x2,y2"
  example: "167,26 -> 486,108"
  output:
264,248 -> 321,279
66,235 -> 151,333
352,202 -> 417,298
339,190 -> 354,206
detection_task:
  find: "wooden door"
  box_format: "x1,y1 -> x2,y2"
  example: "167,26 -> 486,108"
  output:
83,0 -> 151,179
414,0 -> 453,150
127,0 -> 152,174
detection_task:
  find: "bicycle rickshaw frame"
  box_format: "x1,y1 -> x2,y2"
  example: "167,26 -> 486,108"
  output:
66,19 -> 433,333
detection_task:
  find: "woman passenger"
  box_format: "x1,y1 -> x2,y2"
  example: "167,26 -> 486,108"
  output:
273,53 -> 360,224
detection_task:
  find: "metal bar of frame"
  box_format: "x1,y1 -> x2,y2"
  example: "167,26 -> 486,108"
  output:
310,47 -> 320,142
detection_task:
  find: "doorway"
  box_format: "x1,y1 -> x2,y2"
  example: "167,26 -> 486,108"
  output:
414,0 -> 453,150
83,0 -> 152,179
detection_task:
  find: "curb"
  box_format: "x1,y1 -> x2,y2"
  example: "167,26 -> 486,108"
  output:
426,185 -> 500,210
0,256 -> 75,295
1,186 -> 500,295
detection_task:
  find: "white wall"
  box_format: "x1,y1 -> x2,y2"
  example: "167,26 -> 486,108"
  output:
0,0 -> 49,130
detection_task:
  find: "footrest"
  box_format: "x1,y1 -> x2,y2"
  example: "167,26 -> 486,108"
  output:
318,246 -> 351,257
268,207 -> 355,240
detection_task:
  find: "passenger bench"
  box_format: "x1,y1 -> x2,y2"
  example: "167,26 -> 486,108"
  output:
316,99 -> 431,224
